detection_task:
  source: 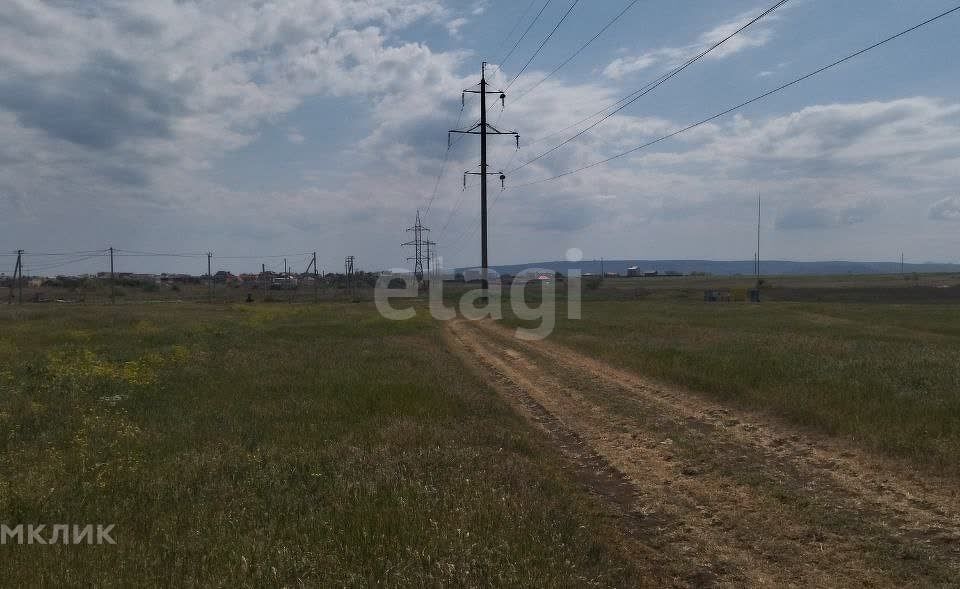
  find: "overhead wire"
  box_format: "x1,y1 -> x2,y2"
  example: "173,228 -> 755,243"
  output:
498,0 -> 553,69
490,0 -> 540,63
509,4 -> 960,188
421,98 -> 465,218
504,0 -> 581,90
21,254 -> 107,273
447,0 -> 789,257
509,0 -> 645,105
507,0 -> 791,174
23,249 -> 108,256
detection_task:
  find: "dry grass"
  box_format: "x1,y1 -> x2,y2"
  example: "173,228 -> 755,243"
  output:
0,303 -> 641,586
501,299 -> 960,473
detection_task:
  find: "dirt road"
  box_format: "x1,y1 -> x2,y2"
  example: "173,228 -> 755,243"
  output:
444,319 -> 960,587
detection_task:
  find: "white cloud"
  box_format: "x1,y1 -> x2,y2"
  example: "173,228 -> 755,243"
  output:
443,90 -> 960,257
930,196 -> 960,221
1,0 -> 958,268
286,128 -> 306,144
446,17 -> 468,37
603,7 -> 781,80
0,0 -> 460,220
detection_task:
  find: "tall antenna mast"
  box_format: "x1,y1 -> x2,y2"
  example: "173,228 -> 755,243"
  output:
755,191 -> 761,301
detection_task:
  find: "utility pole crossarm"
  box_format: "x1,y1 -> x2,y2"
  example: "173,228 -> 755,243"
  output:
450,61 -> 524,292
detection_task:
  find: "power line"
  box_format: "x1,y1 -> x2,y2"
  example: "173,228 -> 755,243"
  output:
422,97 -> 466,218
498,0 -> 553,69
511,4 -> 960,188
115,249 -> 206,258
208,253 -> 313,260
509,0 -> 644,105
504,0 -> 581,90
22,250 -> 107,256
22,254 -> 107,273
522,76 -> 664,148
449,62 -> 521,290
434,172 -> 483,248
508,0 -> 790,174
490,0 -> 540,62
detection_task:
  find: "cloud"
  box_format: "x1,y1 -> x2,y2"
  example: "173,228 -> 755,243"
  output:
0,0 -> 958,269
603,7 -> 780,79
444,89 -> 960,258
776,200 -> 879,230
286,127 -> 306,144
0,0 -> 457,213
776,207 -> 832,230
446,17 -> 468,37
0,51 -> 184,149
929,196 -> 960,221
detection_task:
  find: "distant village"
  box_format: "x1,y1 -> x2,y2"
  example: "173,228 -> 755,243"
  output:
1,265 -> 691,290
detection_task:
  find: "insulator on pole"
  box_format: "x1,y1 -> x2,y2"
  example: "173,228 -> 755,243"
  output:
515,134 -> 520,149
499,173 -> 506,189
500,92 -> 505,110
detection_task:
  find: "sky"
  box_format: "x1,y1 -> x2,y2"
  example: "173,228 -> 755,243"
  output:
1,0 -> 959,276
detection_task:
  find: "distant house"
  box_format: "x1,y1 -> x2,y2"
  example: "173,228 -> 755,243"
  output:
463,268 -> 500,283
213,270 -> 238,284
626,266 -> 641,277
271,275 -> 298,290
642,270 -> 659,277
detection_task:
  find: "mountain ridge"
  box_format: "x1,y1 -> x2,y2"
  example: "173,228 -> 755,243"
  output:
455,259 -> 960,276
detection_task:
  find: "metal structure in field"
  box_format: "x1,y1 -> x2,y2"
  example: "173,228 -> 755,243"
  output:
449,62 -> 520,293
344,255 -> 355,298
403,211 -> 429,282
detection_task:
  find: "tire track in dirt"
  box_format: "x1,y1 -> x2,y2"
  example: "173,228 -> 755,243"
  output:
445,319 -> 960,587
472,319 -> 960,543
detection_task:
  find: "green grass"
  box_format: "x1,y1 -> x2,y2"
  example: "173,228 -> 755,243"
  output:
501,300 -> 960,472
0,303 -> 642,587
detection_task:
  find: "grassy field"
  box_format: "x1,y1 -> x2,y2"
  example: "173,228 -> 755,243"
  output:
576,273 -> 960,303
0,303 -> 642,586
502,298 -> 960,473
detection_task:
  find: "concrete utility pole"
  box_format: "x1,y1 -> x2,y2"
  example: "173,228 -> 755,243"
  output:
6,254 -> 14,304
450,62 -> 520,293
311,252 -> 319,303
207,252 -> 213,303
11,250 -> 23,305
403,210 -> 429,282
755,192 -> 762,302
109,246 -> 115,304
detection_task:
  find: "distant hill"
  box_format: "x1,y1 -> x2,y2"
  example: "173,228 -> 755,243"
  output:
456,260 -> 960,277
